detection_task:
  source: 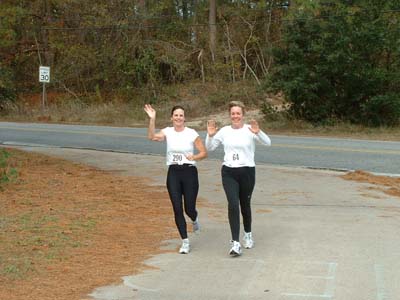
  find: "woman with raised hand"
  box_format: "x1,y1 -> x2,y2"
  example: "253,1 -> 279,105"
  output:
206,101 -> 271,256
144,104 -> 207,254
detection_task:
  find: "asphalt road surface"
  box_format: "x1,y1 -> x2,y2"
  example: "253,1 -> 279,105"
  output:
1,121 -> 400,175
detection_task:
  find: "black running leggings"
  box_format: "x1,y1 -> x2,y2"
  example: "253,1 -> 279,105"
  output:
166,164 -> 199,239
221,165 -> 255,242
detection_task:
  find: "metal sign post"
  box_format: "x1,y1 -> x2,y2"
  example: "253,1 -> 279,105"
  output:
39,66 -> 50,113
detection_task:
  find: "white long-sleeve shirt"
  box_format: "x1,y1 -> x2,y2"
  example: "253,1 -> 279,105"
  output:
205,124 -> 271,168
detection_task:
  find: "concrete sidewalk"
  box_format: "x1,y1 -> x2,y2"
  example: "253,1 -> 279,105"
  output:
10,147 -> 400,300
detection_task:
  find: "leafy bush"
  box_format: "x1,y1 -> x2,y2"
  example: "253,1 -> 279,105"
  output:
267,1 -> 400,126
261,101 -> 291,122
0,64 -> 16,111
361,94 -> 400,127
0,6 -> 19,107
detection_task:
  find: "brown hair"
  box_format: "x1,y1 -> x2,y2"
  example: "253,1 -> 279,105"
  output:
229,101 -> 245,115
171,105 -> 185,116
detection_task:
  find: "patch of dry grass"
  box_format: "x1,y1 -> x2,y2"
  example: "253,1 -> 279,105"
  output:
0,148 -> 176,300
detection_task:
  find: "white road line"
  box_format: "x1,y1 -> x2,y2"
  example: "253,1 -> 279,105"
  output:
324,262 -> 337,298
282,261 -> 337,299
281,293 -> 332,298
374,264 -> 389,300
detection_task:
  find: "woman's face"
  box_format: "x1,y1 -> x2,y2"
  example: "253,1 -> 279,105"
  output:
171,108 -> 185,127
230,106 -> 244,128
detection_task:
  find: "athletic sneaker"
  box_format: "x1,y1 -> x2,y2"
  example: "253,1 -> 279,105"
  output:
243,232 -> 254,249
192,216 -> 201,234
179,238 -> 190,254
229,240 -> 242,256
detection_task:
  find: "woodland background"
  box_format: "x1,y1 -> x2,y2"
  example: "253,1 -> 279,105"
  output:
0,0 -> 399,127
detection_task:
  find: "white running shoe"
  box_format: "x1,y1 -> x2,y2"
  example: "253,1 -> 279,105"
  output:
243,232 -> 254,249
179,238 -> 190,254
229,240 -> 242,256
192,216 -> 201,234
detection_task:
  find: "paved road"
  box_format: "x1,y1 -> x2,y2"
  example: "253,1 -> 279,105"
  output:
1,122 -> 400,175
5,146 -> 400,300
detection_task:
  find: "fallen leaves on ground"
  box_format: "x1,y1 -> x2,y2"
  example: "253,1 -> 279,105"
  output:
0,148 -> 176,300
341,170 -> 400,197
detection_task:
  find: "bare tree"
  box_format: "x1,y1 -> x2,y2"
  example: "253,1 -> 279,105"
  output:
223,18 -> 261,85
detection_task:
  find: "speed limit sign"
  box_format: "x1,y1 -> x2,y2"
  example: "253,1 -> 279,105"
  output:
39,66 -> 50,83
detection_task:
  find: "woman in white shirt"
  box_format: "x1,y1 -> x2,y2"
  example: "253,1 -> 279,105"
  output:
206,101 -> 271,256
144,104 -> 207,254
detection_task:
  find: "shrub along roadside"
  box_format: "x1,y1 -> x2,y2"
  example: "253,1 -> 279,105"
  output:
267,1 -> 400,126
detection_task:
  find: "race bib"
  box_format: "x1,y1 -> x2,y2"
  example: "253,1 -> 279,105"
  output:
172,153 -> 184,164
232,153 -> 240,161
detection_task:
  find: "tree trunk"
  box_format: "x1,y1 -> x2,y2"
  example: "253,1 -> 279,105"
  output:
182,0 -> 189,20
137,0 -> 146,10
137,0 -> 148,38
190,0 -> 197,44
42,0 -> 51,66
209,0 -> 217,62
224,23 -> 236,82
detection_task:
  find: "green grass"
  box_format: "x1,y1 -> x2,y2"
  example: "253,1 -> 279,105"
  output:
0,210 -> 98,280
0,149 -> 18,189
1,258 -> 35,280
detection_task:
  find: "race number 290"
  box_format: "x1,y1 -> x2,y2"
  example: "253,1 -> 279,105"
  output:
173,154 -> 183,162
39,66 -> 50,83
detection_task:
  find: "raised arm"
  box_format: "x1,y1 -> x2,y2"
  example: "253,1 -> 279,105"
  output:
249,119 -> 271,146
205,119 -> 221,151
144,104 -> 165,141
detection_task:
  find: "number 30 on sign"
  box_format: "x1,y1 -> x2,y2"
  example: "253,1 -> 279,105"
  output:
39,66 -> 50,83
